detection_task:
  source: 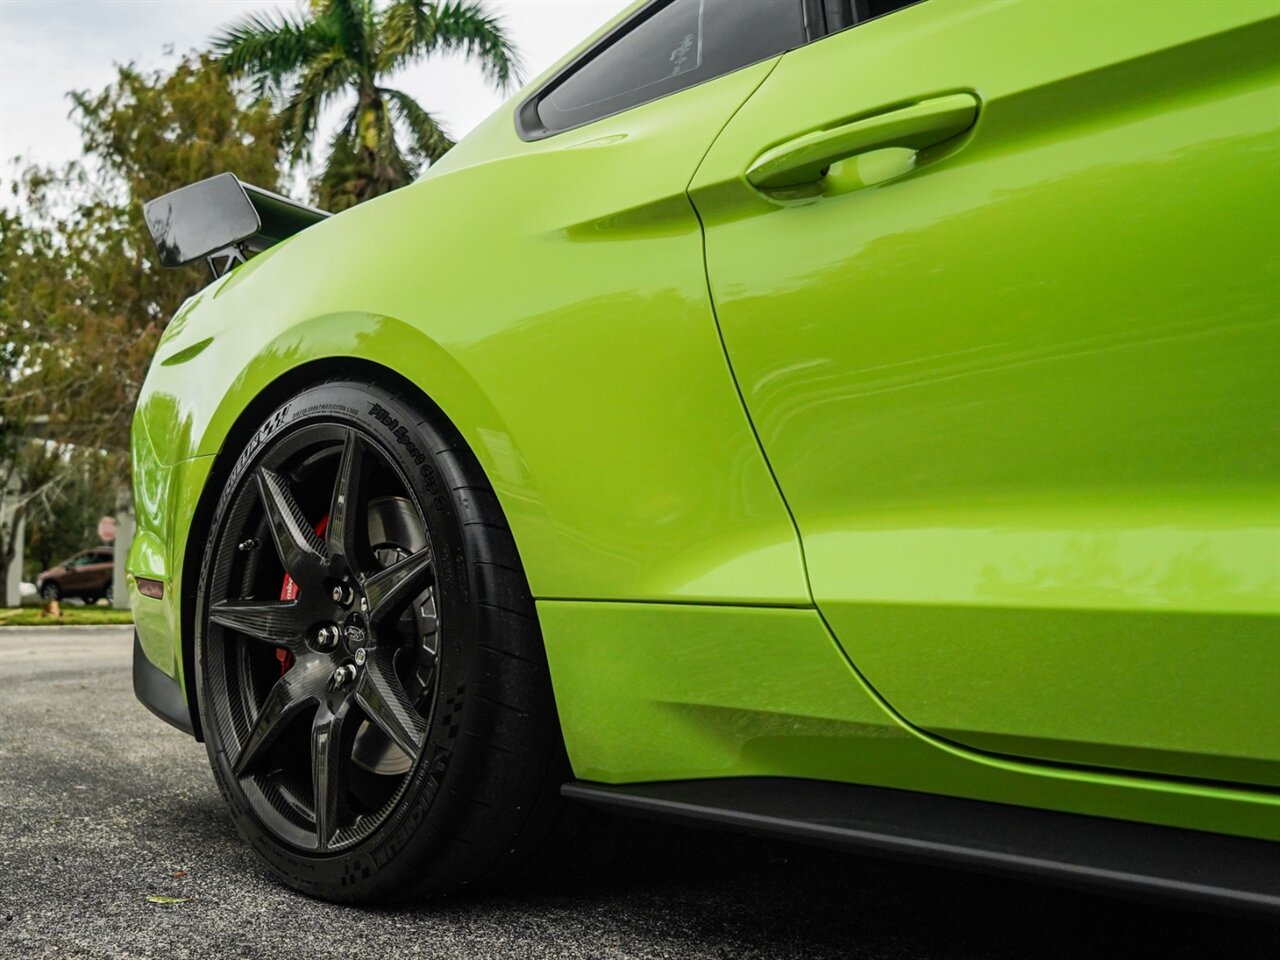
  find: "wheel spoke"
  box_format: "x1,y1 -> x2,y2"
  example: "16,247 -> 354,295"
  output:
208,599 -> 303,649
363,547 -> 434,623
326,430 -> 366,567
311,699 -> 353,852
353,650 -> 427,760
256,468 -> 326,581
234,658 -> 327,777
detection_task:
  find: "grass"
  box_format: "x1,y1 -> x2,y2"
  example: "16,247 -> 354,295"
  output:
0,606 -> 134,627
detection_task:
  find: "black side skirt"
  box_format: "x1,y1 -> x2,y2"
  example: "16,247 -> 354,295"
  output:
132,631 -> 196,738
562,778 -> 1280,915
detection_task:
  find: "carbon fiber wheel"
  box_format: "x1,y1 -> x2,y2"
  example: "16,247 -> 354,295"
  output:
201,419 -> 439,853
195,378 -> 574,901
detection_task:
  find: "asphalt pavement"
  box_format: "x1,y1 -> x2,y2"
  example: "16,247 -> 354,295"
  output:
1,626 -> 1276,959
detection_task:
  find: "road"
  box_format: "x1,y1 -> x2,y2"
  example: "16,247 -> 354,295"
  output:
1,627 -> 1275,959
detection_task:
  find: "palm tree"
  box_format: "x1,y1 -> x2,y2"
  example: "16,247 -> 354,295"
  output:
213,0 -> 521,210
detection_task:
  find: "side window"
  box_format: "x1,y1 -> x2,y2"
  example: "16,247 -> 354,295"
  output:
522,0 -> 808,138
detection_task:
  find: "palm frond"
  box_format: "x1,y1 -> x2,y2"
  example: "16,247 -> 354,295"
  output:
278,49 -> 355,166
381,88 -> 453,164
378,0 -> 523,90
337,100 -> 361,140
211,10 -> 332,98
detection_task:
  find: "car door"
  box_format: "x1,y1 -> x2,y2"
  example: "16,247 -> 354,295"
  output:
691,0 -> 1280,786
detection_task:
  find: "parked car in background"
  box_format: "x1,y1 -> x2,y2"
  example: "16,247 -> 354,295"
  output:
36,548 -> 114,603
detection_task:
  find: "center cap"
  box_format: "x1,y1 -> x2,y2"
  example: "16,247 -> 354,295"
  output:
342,613 -> 370,654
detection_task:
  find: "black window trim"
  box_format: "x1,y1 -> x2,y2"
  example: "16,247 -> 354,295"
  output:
515,0 -> 826,143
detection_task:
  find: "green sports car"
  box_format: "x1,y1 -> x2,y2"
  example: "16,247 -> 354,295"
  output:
130,0 -> 1280,907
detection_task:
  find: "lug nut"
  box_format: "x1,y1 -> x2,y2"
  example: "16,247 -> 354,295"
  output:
331,582 -> 354,606
353,648 -> 367,666
314,624 -> 340,650
328,663 -> 358,690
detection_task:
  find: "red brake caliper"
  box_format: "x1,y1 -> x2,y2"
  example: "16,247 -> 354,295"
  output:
277,515 -> 329,675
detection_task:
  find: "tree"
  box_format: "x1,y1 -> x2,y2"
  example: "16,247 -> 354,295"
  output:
68,55 -> 284,355
212,0 -> 521,211
0,206 -> 79,588
10,55 -> 283,457
22,449 -> 117,579
0,55 -> 284,585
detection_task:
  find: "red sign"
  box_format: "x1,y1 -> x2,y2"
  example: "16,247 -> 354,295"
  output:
98,516 -> 117,544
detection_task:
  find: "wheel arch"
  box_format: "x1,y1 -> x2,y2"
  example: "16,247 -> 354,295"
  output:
177,354 -> 511,740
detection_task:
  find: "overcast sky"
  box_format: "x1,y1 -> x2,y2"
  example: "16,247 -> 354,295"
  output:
0,0 -> 629,203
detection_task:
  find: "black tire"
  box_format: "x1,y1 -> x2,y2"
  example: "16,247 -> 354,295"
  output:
194,378 -> 574,902
40,582 -> 60,601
